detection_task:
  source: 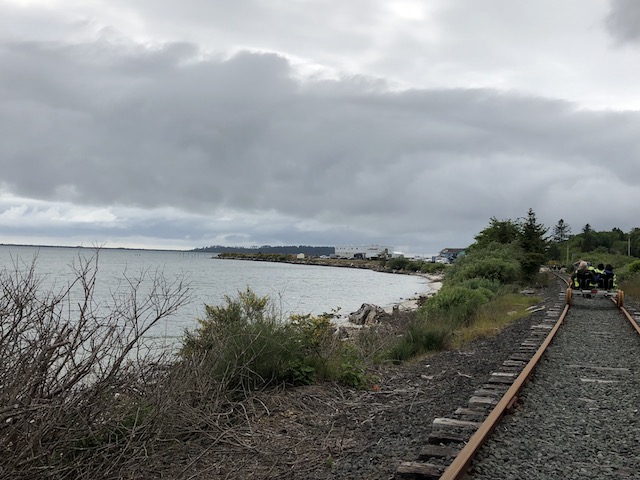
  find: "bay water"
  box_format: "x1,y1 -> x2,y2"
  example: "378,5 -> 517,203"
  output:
0,245 -> 434,345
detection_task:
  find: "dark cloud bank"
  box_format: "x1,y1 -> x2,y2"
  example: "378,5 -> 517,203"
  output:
1,8 -> 640,251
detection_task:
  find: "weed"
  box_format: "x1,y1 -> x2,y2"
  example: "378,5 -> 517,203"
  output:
386,319 -> 450,363
451,293 -> 541,348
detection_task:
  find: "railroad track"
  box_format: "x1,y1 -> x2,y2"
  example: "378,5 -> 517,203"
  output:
394,275 -> 640,479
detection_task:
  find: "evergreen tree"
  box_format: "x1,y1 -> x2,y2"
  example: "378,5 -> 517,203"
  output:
612,227 -> 626,241
519,208 -> 548,280
473,217 -> 521,248
581,223 -> 596,252
552,219 -> 571,243
630,228 -> 640,257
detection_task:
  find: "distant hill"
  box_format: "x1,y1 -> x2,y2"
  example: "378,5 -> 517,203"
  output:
192,245 -> 335,256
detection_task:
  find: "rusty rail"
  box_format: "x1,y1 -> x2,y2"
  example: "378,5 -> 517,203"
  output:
440,277 -> 636,480
438,300 -> 569,479
619,300 -> 640,334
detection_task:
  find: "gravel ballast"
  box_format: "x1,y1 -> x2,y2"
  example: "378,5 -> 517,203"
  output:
470,294 -> 640,479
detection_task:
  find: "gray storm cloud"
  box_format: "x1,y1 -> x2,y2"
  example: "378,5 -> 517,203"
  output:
1,1 -> 640,251
2,41 -> 640,237
606,0 -> 640,45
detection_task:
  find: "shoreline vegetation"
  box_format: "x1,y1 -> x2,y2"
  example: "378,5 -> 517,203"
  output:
5,211 -> 640,478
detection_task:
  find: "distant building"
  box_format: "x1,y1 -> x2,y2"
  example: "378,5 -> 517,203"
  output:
334,245 -> 393,259
432,247 -> 466,263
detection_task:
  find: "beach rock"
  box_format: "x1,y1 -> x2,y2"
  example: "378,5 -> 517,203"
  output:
348,303 -> 389,325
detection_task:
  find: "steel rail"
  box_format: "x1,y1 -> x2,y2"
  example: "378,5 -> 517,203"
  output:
439,300 -> 570,480
619,301 -> 640,335
441,274 -> 636,480
602,287 -> 640,334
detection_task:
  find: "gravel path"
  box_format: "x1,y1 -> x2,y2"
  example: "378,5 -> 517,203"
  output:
470,295 -> 640,479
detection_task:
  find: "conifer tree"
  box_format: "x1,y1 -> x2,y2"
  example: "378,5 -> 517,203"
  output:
519,208 -> 548,280
581,223 -> 596,252
473,216 -> 521,248
552,219 -> 571,243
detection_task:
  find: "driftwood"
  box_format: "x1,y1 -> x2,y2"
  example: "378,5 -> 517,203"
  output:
348,303 -> 389,325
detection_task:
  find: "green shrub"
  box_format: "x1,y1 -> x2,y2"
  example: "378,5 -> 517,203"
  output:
385,257 -> 447,274
419,262 -> 447,274
181,289 -> 305,390
288,359 -> 317,385
420,285 -> 490,327
387,320 -> 450,362
457,277 -> 502,294
449,257 -> 520,285
288,312 -> 341,381
181,290 -> 354,390
627,260 -> 640,274
336,344 -> 371,389
386,256 -> 411,270
520,252 -> 546,281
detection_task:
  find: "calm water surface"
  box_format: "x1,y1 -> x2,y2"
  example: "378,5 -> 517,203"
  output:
0,245 -> 433,341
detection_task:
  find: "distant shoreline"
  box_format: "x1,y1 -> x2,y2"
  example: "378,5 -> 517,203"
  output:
214,252 -> 396,273
215,252 -> 444,313
0,243 -> 191,253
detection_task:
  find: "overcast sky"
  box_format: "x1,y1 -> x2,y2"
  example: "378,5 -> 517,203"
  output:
1,0 -> 640,254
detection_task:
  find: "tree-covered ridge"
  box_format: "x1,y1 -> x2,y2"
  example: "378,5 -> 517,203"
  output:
471,213 -> 640,269
193,245 -> 335,256
548,222 -> 640,259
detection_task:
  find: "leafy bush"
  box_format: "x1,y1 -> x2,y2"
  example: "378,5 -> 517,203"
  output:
449,257 -> 520,285
419,262 -> 447,274
387,320 -> 450,362
182,290 -> 375,389
386,256 -> 411,270
384,257 -> 447,274
627,260 -> 640,274
181,289 -> 305,390
520,252 -> 546,281
336,344 -> 371,388
456,277 -> 502,294
420,285 -> 491,327
288,312 -> 342,382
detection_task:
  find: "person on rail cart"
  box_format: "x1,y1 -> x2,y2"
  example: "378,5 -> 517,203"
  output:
602,264 -> 617,290
594,263 -> 605,288
571,261 -> 595,289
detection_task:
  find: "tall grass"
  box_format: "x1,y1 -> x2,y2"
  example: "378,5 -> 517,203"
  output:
386,319 -> 450,363
620,274 -> 640,299
451,293 -> 541,348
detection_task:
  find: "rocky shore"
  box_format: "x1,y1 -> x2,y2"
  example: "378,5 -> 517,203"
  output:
332,273 -> 442,333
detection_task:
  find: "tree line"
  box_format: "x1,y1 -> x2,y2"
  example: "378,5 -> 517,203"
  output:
472,210 -> 640,270
193,244 -> 335,256
547,220 -> 640,260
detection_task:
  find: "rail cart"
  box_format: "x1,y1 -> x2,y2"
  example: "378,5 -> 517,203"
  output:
565,286 -> 623,307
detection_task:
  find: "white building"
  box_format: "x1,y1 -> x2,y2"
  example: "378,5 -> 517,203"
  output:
334,245 -> 393,259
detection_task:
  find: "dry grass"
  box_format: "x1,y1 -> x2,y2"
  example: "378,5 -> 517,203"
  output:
450,293 -> 542,348
620,276 -> 640,299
